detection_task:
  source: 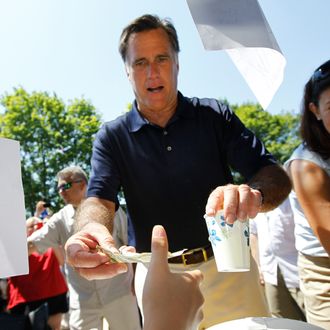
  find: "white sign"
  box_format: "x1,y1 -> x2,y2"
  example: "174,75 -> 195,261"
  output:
0,138 -> 28,278
187,0 -> 286,110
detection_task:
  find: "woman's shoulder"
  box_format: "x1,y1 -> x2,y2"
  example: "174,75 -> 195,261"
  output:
286,143 -> 330,177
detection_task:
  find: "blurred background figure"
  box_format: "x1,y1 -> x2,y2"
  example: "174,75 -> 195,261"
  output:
34,201 -> 53,221
250,198 -> 305,321
285,59 -> 330,329
28,166 -> 141,330
6,202 -> 68,330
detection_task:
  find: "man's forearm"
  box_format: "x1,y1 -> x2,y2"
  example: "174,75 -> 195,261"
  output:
249,164 -> 292,212
74,197 -> 115,233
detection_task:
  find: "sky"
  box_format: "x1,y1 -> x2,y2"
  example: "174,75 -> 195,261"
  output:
0,0 -> 329,122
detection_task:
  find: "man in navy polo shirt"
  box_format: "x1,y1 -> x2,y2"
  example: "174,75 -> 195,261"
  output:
65,14 -> 291,329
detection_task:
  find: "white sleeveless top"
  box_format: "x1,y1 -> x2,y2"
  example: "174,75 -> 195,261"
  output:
285,143 -> 330,257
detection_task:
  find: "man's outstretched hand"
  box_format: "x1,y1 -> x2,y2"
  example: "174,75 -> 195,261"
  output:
65,222 -> 128,280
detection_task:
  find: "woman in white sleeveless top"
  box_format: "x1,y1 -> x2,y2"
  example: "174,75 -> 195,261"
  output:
285,59 -> 330,329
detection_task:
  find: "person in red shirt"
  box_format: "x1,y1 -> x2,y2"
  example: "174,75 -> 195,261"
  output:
7,203 -> 68,330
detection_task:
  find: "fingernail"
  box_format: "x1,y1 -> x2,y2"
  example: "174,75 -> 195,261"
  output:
226,214 -> 235,224
153,225 -> 165,238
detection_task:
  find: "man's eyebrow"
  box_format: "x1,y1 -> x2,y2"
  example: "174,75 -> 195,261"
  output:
133,57 -> 146,63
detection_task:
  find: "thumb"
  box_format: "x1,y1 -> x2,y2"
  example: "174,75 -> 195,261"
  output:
149,225 -> 169,272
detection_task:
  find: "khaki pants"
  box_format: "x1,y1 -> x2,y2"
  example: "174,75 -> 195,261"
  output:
69,293 -> 141,330
298,253 -> 330,330
135,256 -> 269,330
264,266 -> 305,320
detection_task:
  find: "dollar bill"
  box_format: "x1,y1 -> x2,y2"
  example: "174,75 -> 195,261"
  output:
97,245 -> 187,264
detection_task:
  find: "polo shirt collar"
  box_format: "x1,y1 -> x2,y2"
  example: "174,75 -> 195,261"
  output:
127,101 -> 148,132
127,92 -> 194,132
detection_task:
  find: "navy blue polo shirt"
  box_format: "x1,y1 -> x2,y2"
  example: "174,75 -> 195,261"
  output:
88,92 -> 276,252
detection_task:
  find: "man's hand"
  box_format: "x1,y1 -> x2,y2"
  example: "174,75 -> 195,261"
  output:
65,222 -> 128,280
143,225 -> 204,330
205,165 -> 292,224
26,216 -> 43,236
205,184 -> 262,224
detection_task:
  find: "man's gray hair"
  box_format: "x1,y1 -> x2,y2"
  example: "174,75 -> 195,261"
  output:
57,166 -> 88,184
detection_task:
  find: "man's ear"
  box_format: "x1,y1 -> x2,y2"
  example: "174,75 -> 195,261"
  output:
309,102 -> 321,120
125,65 -> 130,78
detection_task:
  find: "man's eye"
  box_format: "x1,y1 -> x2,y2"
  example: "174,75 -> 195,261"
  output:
134,59 -> 147,67
157,56 -> 169,63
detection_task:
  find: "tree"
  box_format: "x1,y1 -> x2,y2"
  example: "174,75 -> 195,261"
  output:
0,87 -> 102,215
232,102 -> 301,163
223,101 -> 301,184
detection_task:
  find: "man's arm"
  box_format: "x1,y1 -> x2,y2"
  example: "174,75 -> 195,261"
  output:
65,196 -> 128,280
248,164 -> 292,212
206,164 -> 291,223
26,217 -> 42,255
74,197 -> 116,233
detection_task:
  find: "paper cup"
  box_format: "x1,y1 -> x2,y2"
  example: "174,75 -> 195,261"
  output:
204,211 -> 250,272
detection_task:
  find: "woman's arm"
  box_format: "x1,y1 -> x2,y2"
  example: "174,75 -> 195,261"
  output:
289,159 -> 330,256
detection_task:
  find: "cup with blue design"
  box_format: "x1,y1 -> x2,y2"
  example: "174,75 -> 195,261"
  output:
204,211 -> 250,272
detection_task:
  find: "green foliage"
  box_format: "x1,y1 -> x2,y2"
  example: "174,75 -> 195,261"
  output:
232,102 -> 301,164
223,101 -> 301,184
0,87 -> 102,215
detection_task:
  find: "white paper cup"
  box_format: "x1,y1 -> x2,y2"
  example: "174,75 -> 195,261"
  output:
204,211 -> 250,272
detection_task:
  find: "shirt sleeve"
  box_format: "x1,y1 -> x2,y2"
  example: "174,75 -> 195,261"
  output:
87,123 -> 120,203
28,211 -> 64,254
219,103 -> 277,180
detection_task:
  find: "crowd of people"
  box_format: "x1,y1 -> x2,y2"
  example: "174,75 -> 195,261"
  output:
0,13 -> 329,330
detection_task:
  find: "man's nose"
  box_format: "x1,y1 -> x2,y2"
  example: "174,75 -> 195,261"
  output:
147,61 -> 160,77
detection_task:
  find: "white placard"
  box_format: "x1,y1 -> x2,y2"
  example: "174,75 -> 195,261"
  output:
0,138 -> 28,278
186,0 -> 286,110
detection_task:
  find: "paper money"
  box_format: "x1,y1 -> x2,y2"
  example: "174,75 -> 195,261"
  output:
97,245 -> 187,264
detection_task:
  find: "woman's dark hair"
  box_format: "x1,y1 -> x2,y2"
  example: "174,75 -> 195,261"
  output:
300,60 -> 330,159
119,14 -> 180,62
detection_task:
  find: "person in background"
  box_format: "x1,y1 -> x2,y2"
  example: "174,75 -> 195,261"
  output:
0,280 -> 8,314
64,14 -> 291,328
250,198 -> 305,321
34,200 -> 70,330
284,59 -> 330,329
28,166 -> 141,330
34,201 -> 53,221
7,202 -> 68,330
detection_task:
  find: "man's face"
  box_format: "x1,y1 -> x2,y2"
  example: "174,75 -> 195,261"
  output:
125,28 -> 179,114
57,177 -> 85,207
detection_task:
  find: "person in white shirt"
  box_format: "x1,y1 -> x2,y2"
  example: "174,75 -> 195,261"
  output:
250,198 -> 305,320
284,59 -> 330,329
27,166 -> 141,330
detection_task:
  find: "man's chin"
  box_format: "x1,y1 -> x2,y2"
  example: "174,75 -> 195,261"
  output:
63,198 -> 71,205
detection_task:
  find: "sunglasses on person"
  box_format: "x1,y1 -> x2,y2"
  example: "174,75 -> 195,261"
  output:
57,180 -> 83,193
311,60 -> 330,85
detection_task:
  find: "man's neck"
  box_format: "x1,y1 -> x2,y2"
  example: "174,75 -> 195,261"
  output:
141,110 -> 175,128
138,101 -> 178,128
